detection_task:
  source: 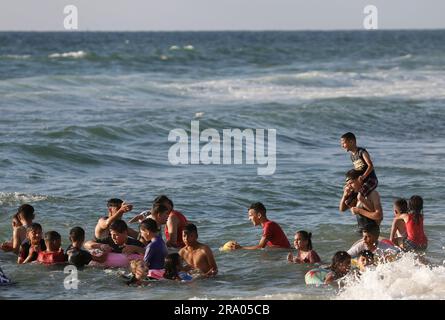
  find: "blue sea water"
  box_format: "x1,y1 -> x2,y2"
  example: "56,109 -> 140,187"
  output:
1,31 -> 445,300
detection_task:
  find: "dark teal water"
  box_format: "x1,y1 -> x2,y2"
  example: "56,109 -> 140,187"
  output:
1,31 -> 445,299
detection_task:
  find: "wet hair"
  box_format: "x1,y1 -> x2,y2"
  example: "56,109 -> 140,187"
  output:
358,250 -> 374,261
109,220 -> 128,233
26,223 -> 42,233
17,204 -> 35,221
393,198 -> 408,213
345,169 -> 362,182
409,195 -> 424,224
164,253 -> 181,280
153,195 -> 174,208
249,202 -> 266,216
296,230 -> 313,250
362,224 -> 380,238
140,218 -> 159,233
68,249 -> 91,268
44,231 -> 61,242
151,203 -> 170,216
329,251 -> 351,278
107,198 -> 123,208
341,132 -> 356,142
69,227 -> 85,242
183,223 -> 198,236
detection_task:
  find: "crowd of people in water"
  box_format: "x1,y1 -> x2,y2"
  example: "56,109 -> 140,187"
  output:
0,132 -> 428,287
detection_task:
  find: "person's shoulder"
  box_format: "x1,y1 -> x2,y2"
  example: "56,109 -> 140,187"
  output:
128,237 -> 144,247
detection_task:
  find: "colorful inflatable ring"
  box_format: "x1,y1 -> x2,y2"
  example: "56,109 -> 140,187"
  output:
304,268 -> 330,285
90,252 -> 143,268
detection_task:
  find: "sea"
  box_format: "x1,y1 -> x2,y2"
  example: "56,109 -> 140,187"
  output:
0,31 -> 444,300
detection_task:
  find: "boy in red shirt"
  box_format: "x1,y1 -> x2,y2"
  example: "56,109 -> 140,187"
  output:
231,202 -> 290,250
37,231 -> 66,265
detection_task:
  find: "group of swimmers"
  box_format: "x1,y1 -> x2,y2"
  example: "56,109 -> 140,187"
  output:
0,132 -> 428,287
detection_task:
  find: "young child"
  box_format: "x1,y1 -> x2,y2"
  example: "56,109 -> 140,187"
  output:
163,253 -> 193,281
390,198 -> 409,247
127,259 -> 150,286
1,204 -> 35,254
324,251 -> 351,285
287,230 -> 321,264
356,250 -> 374,273
391,195 -> 428,252
179,223 -> 218,277
340,132 -> 378,206
139,218 -> 168,279
37,231 -> 66,265
66,227 -> 105,268
18,223 -> 46,264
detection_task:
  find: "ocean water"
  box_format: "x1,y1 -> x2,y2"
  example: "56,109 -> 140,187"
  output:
0,31 -> 445,300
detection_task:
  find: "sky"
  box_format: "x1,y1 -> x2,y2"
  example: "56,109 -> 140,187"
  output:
0,0 -> 444,31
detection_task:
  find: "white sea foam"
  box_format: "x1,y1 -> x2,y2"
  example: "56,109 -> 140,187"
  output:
337,253 -> 445,300
48,51 -> 87,59
0,192 -> 48,205
154,69 -> 445,102
1,54 -> 31,59
169,45 -> 180,50
183,45 -> 194,50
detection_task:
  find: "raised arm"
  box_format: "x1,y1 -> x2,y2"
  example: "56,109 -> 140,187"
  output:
339,184 -> 354,212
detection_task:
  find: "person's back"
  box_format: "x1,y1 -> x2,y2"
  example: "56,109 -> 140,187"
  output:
165,210 -> 188,248
263,220 -> 291,249
405,214 -> 427,246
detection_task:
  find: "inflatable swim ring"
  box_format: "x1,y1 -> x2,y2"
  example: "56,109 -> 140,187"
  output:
90,252 -> 143,268
305,268 -> 330,285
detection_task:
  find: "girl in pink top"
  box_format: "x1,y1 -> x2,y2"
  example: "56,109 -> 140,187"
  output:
393,195 -> 428,251
287,230 -> 321,264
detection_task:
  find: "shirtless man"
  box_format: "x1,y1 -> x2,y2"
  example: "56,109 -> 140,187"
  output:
94,198 -> 138,240
179,223 -> 218,277
339,169 -> 383,233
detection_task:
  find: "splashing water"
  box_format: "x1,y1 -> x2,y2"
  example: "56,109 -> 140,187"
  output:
337,253 -> 445,300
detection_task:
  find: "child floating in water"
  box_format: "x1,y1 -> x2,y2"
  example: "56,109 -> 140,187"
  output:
391,195 -> 428,252
66,227 -> 106,268
163,253 -> 193,281
324,251 -> 351,285
287,230 -> 321,264
37,231 -> 66,265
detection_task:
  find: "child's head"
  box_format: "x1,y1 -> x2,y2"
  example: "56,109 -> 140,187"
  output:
69,227 -> 85,246
130,259 -> 148,280
139,218 -> 159,241
340,132 -> 356,151
150,203 -> 170,226
107,198 -> 123,215
164,253 -> 181,280
293,230 -> 313,251
330,251 -> 351,277
16,204 -> 35,225
393,198 -> 408,215
357,250 -> 374,271
362,225 -> 380,247
409,195 -> 423,214
248,202 -> 267,226
182,223 -> 198,246
109,220 -> 128,246
26,223 -> 43,244
44,231 -> 62,251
